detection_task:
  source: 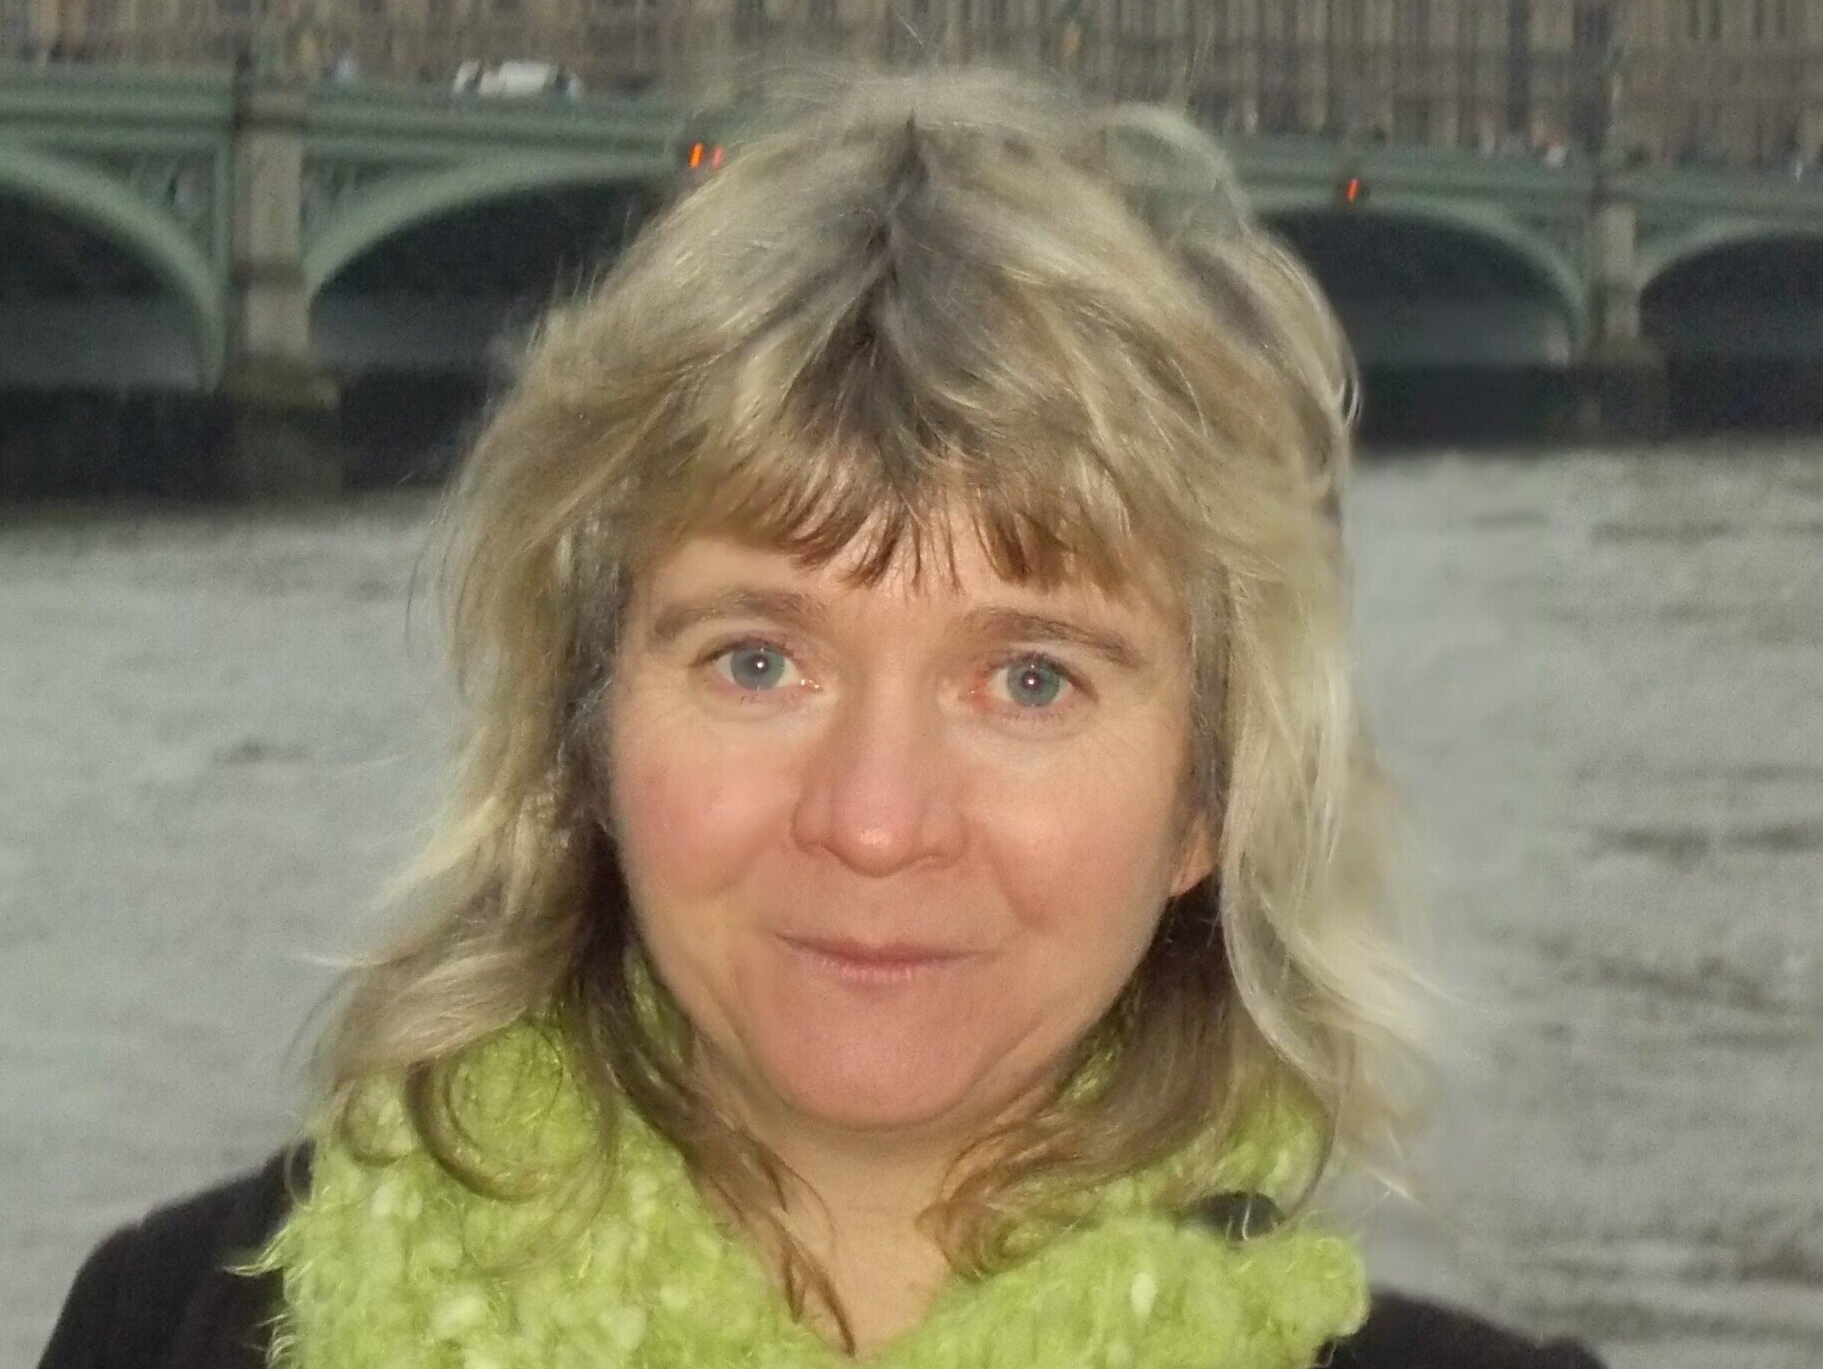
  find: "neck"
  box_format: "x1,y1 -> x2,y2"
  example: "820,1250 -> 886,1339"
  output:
757,1118 -> 966,1350
791,1182 -> 954,1358
691,1064 -> 1010,1355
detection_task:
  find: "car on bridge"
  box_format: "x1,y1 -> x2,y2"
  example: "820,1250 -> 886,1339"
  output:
452,60 -> 583,99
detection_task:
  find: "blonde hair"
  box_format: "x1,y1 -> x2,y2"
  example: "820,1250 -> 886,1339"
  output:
318,67 -> 1433,1352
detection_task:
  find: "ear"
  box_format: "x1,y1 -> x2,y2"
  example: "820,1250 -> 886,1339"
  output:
1169,818 -> 1218,898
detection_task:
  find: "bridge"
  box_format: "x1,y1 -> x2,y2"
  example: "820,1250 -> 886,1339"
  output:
4,63 -> 1823,484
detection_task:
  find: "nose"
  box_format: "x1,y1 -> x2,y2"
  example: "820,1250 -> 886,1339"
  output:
790,685 -> 965,877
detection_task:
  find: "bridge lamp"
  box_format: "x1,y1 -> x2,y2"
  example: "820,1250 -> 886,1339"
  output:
685,141 -> 727,171
1334,173 -> 1369,207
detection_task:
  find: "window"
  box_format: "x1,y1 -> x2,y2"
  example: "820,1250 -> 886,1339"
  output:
887,0 -> 931,54
1573,1 -> 1612,50
1395,0 -> 1431,46
1121,0 -> 1163,38
1333,0 -> 1361,47
1506,0 -> 1532,137
1394,94 -> 1432,140
1188,0 -> 1227,88
1193,86 -> 1232,127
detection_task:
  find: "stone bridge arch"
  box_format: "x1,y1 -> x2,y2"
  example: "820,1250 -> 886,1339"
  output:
303,151 -> 673,298
1637,220 -> 1823,291
1249,188 -> 1591,360
304,150 -> 672,387
1637,219 -> 1823,366
0,142 -> 225,385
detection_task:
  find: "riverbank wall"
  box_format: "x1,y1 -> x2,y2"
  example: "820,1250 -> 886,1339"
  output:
4,361 -> 1821,498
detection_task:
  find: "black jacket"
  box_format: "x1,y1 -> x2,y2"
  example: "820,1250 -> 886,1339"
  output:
39,1150 -> 1607,1369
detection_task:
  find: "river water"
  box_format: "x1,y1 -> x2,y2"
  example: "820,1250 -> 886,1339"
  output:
3,443 -> 1820,1369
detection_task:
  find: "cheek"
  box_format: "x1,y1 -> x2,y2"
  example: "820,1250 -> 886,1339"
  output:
607,687 -> 791,912
979,738 -> 1185,959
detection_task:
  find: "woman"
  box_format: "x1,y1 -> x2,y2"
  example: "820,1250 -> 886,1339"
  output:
42,71 -> 1604,1369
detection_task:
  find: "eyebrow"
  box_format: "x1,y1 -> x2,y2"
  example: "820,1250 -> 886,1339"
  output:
647,589 -> 825,647
962,607 -> 1152,673
644,589 -> 1152,673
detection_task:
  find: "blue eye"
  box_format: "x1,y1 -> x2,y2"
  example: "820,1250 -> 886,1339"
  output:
1001,658 -> 1067,709
721,644 -> 791,691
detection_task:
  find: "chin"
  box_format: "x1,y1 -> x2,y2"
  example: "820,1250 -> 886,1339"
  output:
757,1039 -> 991,1137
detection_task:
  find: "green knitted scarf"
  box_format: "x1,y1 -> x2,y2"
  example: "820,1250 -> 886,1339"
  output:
253,1024 -> 1367,1368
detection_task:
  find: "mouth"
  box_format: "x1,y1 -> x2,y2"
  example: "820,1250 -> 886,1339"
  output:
778,935 -> 976,985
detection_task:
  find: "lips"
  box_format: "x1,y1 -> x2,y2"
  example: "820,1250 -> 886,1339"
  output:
778,936 -> 974,988
780,935 -> 973,968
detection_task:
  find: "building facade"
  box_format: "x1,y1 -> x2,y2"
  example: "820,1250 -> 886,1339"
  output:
8,0 -> 1822,168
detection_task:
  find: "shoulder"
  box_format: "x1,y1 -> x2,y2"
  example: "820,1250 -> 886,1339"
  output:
1333,1289 -> 1608,1369
37,1148 -> 307,1369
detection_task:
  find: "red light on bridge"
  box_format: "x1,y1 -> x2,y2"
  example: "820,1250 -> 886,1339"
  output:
685,141 -> 726,171
1336,174 -> 1369,207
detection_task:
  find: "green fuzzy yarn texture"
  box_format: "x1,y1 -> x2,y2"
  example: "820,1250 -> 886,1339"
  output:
254,1024 -> 1368,1369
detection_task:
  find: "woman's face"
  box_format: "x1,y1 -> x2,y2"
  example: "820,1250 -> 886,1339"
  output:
607,525 -> 1212,1153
